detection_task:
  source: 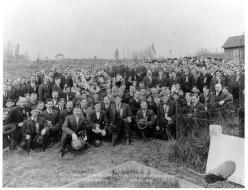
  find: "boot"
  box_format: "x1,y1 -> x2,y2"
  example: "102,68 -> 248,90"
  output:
60,148 -> 65,157
126,137 -> 130,145
112,134 -> 118,146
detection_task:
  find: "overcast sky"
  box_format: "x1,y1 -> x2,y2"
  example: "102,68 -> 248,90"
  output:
4,0 -> 244,59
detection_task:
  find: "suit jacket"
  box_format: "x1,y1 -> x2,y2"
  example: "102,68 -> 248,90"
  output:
109,103 -> 133,125
59,109 -> 73,127
101,103 -> 112,123
62,92 -> 76,104
38,83 -> 52,101
39,109 -> 60,130
62,115 -> 90,135
199,92 -> 210,106
25,82 -> 39,94
226,74 -> 236,93
89,110 -> 108,129
52,84 -> 63,98
122,92 -> 132,104
22,116 -> 48,136
156,101 -> 176,126
81,107 -> 94,121
147,101 -> 159,115
64,75 -> 73,87
202,73 -> 213,88
210,77 -> 226,92
26,101 -> 38,110
196,73 -> 205,93
135,109 -> 156,126
53,72 -> 66,89
5,106 -> 31,125
181,73 -> 195,92
156,76 -> 170,87
6,86 -> 19,103
169,76 -> 182,87
207,91 -> 228,108
16,84 -> 26,97
143,76 -> 156,88
129,98 -> 141,116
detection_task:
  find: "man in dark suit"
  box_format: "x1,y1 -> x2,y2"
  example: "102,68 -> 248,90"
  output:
52,65 -> 66,89
181,68 -> 195,93
80,98 -> 94,121
135,100 -> 156,138
51,91 -> 59,109
64,71 -> 73,88
226,71 -> 236,96
169,70 -> 181,88
60,106 -> 90,157
52,77 -> 63,98
39,99 -> 60,143
187,94 -> 206,117
59,100 -> 74,128
122,88 -> 133,104
89,102 -> 108,144
20,108 -> 49,151
156,95 -> 176,140
156,70 -> 170,87
207,84 -> 229,109
143,69 -> 156,88
102,96 -> 112,123
210,70 -> 226,92
129,91 -> 141,116
199,86 -> 211,107
62,86 -> 76,104
38,76 -> 52,101
196,71 -> 205,93
109,95 -> 133,146
147,94 -> 159,115
26,93 -> 38,110
5,97 -> 31,145
5,78 -> 19,104
25,75 -> 39,95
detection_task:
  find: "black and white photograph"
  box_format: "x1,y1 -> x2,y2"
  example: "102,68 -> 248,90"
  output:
1,0 -> 246,188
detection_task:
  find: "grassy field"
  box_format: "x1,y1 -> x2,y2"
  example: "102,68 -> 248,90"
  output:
2,139 -> 241,188
3,62 -> 44,81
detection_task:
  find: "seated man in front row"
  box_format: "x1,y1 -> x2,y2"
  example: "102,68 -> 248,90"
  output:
135,100 -> 156,138
39,99 -> 60,144
60,106 -> 91,157
108,95 -> 133,146
20,108 -> 49,151
89,102 -> 108,146
156,95 -> 176,140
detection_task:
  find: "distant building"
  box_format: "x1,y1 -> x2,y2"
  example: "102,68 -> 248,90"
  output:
55,53 -> 65,60
222,35 -> 245,63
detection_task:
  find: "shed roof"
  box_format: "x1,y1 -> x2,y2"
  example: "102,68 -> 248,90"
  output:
222,35 -> 245,49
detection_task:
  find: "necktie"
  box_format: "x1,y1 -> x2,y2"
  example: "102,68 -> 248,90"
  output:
76,117 -> 79,125
143,111 -> 146,118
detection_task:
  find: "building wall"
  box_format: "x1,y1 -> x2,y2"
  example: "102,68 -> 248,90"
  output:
224,47 -> 245,62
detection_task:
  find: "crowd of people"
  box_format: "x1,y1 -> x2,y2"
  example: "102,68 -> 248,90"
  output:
3,56 -> 245,157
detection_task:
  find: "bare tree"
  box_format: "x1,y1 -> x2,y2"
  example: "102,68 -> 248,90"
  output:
114,49 -> 119,60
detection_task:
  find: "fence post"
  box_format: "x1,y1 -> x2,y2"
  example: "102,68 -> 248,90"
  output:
175,100 -> 178,140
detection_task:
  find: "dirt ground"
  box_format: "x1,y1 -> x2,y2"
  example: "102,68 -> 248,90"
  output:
3,138 -> 242,188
